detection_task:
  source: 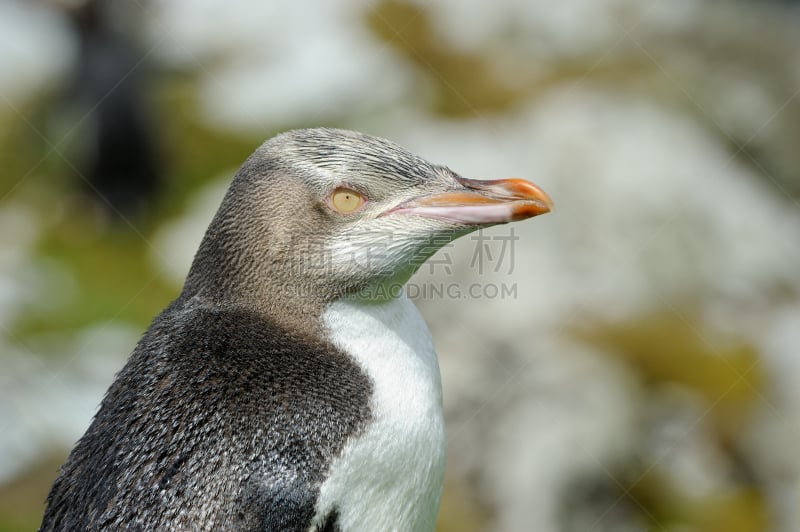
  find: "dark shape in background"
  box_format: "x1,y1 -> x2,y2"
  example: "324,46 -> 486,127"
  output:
65,0 -> 162,219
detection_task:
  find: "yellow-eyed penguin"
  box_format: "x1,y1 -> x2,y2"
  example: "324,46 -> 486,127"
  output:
40,128 -> 552,531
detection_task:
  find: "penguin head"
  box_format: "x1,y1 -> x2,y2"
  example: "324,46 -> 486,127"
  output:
185,128 -> 552,307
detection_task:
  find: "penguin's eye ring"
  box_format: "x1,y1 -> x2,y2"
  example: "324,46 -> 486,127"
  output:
330,187 -> 366,214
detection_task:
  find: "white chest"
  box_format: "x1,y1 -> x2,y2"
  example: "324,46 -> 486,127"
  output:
314,294 -> 446,532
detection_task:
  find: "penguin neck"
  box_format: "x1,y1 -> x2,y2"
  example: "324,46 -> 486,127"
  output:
181,229 -> 329,330
181,217 -> 431,330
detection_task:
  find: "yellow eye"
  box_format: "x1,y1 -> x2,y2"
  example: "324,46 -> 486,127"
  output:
331,187 -> 365,213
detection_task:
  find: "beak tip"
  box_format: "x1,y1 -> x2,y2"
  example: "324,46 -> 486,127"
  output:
512,198 -> 553,221
501,178 -> 553,220
543,194 -> 555,213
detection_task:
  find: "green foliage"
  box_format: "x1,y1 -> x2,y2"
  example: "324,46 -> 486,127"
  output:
578,311 -> 768,530
579,311 -> 763,441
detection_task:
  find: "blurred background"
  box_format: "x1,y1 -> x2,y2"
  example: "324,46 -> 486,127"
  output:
1,0 -> 799,530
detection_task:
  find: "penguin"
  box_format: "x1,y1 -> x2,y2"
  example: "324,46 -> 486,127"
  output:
40,128 -> 552,531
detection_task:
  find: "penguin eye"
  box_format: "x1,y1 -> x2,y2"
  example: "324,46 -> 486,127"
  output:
330,187 -> 366,214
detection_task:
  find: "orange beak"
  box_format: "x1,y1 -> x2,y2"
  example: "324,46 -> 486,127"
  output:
387,176 -> 553,225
